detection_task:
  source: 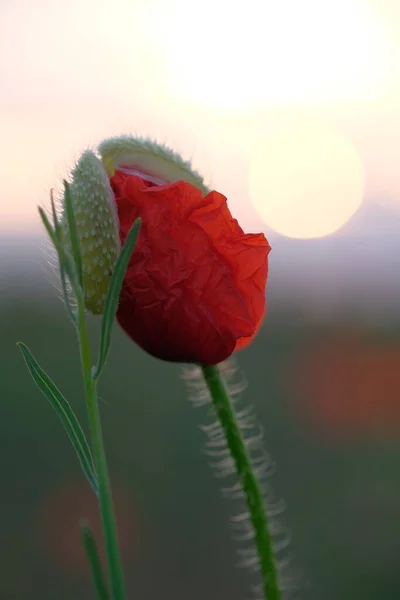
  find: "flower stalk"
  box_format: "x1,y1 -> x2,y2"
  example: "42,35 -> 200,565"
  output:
75,285 -> 126,600
201,365 -> 281,600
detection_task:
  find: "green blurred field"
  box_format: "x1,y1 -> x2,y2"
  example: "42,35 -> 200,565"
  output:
2,276 -> 400,600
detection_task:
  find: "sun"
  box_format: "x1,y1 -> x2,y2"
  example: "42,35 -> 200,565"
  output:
248,116 -> 365,239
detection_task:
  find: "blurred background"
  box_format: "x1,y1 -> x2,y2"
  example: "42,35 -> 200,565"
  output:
2,0 -> 400,598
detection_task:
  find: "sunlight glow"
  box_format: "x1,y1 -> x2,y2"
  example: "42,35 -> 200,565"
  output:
1,0 -> 399,231
248,116 -> 365,239
151,0 -> 391,111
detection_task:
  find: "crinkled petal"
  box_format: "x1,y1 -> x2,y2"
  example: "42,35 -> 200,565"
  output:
112,171 -> 270,364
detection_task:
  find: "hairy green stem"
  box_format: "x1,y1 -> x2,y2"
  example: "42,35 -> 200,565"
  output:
201,364 -> 281,600
76,293 -> 126,600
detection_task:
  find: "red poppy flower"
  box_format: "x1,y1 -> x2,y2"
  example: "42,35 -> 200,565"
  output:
110,169 -> 270,365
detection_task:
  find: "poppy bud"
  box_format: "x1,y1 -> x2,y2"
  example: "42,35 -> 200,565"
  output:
61,150 -> 120,314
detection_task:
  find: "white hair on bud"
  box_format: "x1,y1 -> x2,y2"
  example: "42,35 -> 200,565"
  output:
182,357 -> 302,599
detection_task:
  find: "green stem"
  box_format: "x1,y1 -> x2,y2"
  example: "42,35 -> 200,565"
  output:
201,364 -> 281,600
76,293 -> 126,600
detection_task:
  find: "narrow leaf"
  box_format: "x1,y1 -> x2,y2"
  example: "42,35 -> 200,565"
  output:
39,206 -> 60,251
50,189 -> 61,239
81,522 -> 110,600
64,180 -> 83,289
18,342 -> 98,495
47,191 -> 77,324
39,203 -> 77,293
93,218 -> 142,380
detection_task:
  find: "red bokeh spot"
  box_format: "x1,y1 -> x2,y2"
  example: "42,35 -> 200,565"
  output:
288,329 -> 400,438
35,479 -> 140,578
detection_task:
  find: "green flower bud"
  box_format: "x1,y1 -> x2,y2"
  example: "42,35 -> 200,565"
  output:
61,150 -> 120,315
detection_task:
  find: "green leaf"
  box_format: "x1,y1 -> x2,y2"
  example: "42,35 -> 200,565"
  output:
81,521 -> 110,600
64,180 -> 83,289
50,189 -> 61,240
39,205 -> 75,288
47,191 -> 77,324
38,204 -> 73,282
93,218 -> 142,380
39,206 -> 60,251
17,342 -> 98,496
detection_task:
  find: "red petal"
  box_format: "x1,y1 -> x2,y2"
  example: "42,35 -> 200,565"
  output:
111,172 -> 270,364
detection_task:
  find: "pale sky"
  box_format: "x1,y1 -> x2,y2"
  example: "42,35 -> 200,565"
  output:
1,0 -> 400,239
